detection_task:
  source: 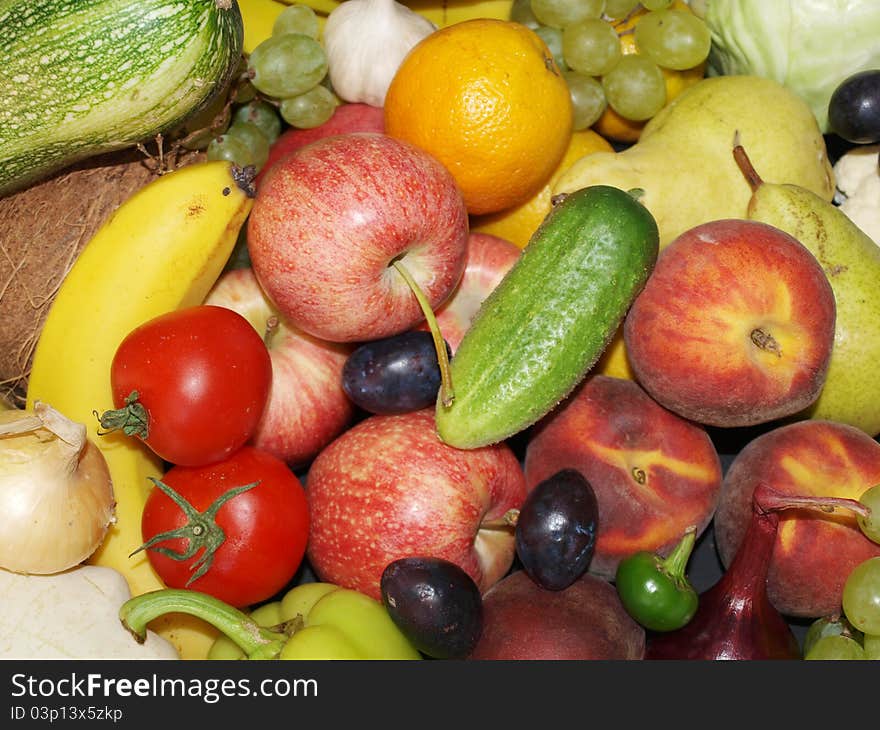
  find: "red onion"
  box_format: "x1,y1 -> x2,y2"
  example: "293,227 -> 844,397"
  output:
645,483 -> 870,660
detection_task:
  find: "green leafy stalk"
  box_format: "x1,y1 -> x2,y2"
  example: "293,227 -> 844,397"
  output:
119,589 -> 286,660
131,478 -> 260,586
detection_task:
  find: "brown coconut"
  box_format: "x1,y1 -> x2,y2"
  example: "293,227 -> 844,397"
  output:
0,145 -> 205,407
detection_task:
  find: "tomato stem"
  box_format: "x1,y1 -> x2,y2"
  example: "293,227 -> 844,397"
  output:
131,477 -> 261,586
95,390 -> 150,440
392,260 -> 455,407
119,588 -> 287,659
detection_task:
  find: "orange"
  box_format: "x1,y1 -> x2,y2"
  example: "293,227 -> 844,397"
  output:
384,18 -> 573,216
470,127 -> 613,248
594,0 -> 706,144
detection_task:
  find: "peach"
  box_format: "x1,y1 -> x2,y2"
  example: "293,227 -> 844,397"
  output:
467,569 -> 645,660
623,219 -> 836,428
523,374 -> 723,580
715,419 -> 880,618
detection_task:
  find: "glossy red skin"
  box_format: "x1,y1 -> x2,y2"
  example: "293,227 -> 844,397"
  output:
110,305 -> 272,467
247,132 -> 469,343
305,408 -> 527,601
524,375 -> 722,580
204,267 -> 356,468
257,102 -> 385,185
624,219 -> 836,427
468,570 -> 645,660
715,419 -> 880,618
415,232 -> 521,353
141,446 -> 310,608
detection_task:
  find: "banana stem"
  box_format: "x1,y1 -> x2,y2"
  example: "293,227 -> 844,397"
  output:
392,260 -> 454,407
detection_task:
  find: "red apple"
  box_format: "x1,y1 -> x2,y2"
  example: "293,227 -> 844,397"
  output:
415,232 -> 521,353
258,102 -> 385,184
204,267 -> 356,468
305,408 -> 527,601
247,132 -> 469,343
623,219 -> 836,427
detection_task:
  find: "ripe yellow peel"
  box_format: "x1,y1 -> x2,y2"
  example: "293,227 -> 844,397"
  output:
238,0 -> 328,52
470,128 -> 613,249
26,161 -> 253,659
284,0 -> 514,28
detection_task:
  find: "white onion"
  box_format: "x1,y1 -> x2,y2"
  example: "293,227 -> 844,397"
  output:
0,401 -> 115,574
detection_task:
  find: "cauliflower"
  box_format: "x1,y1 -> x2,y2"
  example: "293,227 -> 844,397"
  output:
833,144 -> 880,246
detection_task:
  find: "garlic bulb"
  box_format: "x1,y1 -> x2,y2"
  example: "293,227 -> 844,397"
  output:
323,0 -> 436,108
0,402 -> 115,574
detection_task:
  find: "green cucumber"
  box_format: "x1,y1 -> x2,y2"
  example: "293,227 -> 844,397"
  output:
0,0 -> 243,196
435,185 -> 659,449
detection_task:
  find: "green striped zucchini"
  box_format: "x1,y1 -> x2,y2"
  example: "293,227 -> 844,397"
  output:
435,185 -> 659,449
0,0 -> 243,196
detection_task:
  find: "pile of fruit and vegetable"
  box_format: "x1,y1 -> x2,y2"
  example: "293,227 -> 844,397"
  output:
3,0 -> 880,662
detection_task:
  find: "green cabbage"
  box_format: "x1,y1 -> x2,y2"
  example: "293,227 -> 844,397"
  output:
691,0 -> 880,133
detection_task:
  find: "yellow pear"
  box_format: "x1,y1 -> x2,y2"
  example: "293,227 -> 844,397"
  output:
733,143 -> 880,437
554,75 -> 835,250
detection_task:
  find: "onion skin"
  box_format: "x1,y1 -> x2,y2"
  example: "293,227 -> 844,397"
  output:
645,484 -> 866,660
0,403 -> 115,574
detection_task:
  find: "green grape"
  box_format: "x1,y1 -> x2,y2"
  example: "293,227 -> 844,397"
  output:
233,100 -> 282,145
279,84 -> 337,129
509,0 -> 540,29
563,18 -> 621,76
857,484 -> 880,543
563,70 -> 607,130
641,0 -> 673,9
273,3 -> 319,39
864,634 -> 880,659
804,634 -> 866,660
248,33 -> 328,99
603,0 -> 640,19
601,54 -> 666,121
534,26 -> 568,72
802,615 -> 863,657
634,9 -> 711,71
530,0 -> 605,29
225,121 -> 270,171
842,556 -> 880,635
206,133 -> 254,168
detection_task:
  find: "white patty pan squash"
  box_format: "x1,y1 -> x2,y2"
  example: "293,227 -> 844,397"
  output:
0,565 -> 179,659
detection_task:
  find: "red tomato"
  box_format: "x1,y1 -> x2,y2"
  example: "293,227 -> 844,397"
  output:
106,305 -> 272,467
140,446 -> 309,607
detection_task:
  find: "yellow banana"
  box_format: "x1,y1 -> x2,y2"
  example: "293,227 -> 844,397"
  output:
26,160 -> 254,660
239,0 -> 513,56
238,0 -> 303,53
278,0 -> 514,29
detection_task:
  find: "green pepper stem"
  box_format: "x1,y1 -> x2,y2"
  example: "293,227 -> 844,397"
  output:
119,589 -> 287,660
392,259 -> 455,407
660,525 -> 697,580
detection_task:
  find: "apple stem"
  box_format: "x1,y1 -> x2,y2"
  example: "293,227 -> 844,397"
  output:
391,259 -> 455,407
732,133 -> 764,192
480,508 -> 520,531
264,315 -> 279,348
